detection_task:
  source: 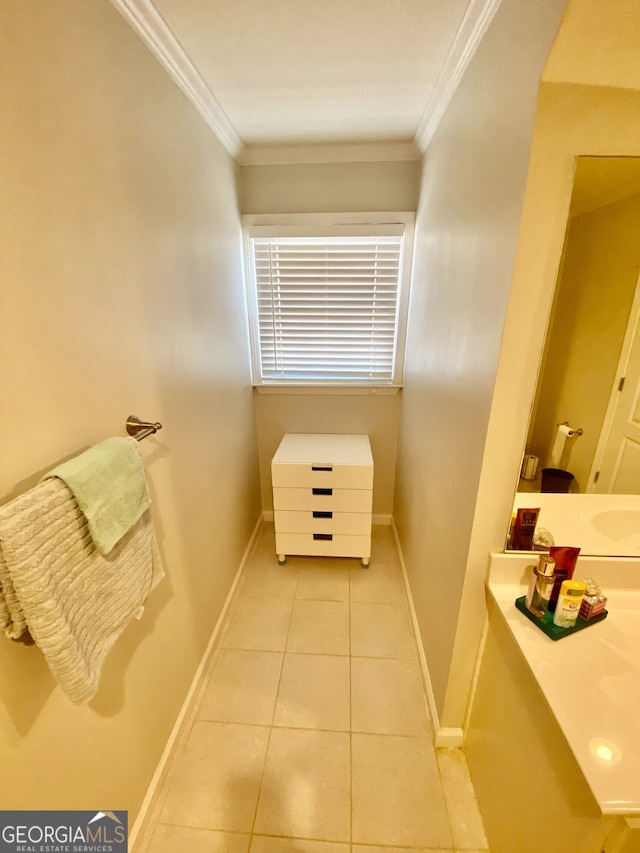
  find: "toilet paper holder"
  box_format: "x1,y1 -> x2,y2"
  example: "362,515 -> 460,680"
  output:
560,421 -> 583,437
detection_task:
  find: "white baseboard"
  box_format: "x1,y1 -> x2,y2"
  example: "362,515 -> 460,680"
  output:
391,519 -> 441,739
434,727 -> 465,749
130,514 -> 263,850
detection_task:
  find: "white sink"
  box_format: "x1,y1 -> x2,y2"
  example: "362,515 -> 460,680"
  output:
512,493 -> 640,556
579,507 -> 640,543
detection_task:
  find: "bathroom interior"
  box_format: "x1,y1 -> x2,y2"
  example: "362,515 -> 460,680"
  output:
2,0 -> 640,851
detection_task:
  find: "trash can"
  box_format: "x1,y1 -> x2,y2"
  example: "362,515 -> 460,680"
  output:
540,467 -> 574,493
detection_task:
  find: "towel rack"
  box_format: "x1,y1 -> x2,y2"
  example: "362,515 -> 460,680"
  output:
126,415 -> 163,442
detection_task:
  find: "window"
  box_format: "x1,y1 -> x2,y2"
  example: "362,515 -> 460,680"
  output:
243,213 -> 414,387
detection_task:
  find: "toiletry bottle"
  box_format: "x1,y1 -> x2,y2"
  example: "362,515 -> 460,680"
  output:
525,554 -> 555,618
548,546 -> 581,611
552,579 -> 587,628
513,507 -> 540,550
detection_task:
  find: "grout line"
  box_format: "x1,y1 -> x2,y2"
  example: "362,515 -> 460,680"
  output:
348,544 -> 354,845
247,565 -> 299,845
248,720 -> 274,842
250,831 -> 354,846
177,717 -> 434,738
348,650 -> 354,845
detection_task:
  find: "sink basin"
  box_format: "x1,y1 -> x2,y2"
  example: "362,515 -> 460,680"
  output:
513,493 -> 640,556
579,507 -> 640,542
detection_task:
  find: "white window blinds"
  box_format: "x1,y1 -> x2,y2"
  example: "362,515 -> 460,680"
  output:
248,227 -> 407,384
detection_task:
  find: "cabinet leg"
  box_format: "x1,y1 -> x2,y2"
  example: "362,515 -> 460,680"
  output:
361,557 -> 370,569
278,554 -> 287,566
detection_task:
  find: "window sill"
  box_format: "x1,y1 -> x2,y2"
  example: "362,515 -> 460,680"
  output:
253,384 -> 402,396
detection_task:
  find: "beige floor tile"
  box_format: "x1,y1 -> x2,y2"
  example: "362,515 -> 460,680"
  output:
196,649 -> 283,725
141,526 -> 491,853
436,748 -> 489,851
350,602 -> 416,658
282,552 -> 355,569
273,653 -> 350,731
369,524 -> 400,555
254,728 -> 351,842
240,558 -> 300,599
295,565 -> 350,601
146,824 -> 249,852
286,600 -> 350,655
349,558 -> 406,604
222,598 -> 292,651
159,721 -> 269,831
351,733 -> 452,848
237,526 -> 299,597
352,848 -> 451,853
351,657 -> 430,735
251,837 -> 349,852
349,527 -> 406,605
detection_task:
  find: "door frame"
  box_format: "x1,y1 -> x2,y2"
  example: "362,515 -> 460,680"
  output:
587,272 -> 640,492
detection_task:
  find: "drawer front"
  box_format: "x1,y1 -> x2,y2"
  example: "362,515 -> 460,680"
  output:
274,510 -> 371,535
272,462 -> 373,490
273,487 -> 373,513
275,532 -> 371,559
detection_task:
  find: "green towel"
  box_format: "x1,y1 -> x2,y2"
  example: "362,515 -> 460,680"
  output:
42,437 -> 151,555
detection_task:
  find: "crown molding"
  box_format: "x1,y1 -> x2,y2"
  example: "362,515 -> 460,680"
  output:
238,140 -> 421,166
109,0 -> 242,158
110,0 -> 501,163
414,0 -> 503,153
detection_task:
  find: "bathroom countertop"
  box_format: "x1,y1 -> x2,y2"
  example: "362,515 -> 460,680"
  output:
488,552 -> 640,815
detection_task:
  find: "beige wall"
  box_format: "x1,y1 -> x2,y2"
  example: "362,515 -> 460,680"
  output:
393,0 -> 568,721
239,160 -> 421,214
255,392 -> 400,518
529,192 -> 640,489
453,6 -> 640,736
241,159 -> 418,515
0,0 -> 260,819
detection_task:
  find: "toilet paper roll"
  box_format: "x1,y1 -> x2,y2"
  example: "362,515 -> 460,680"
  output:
550,423 -> 573,468
521,454 -> 539,480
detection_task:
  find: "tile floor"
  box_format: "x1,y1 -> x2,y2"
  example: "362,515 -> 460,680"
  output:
137,524 -> 490,853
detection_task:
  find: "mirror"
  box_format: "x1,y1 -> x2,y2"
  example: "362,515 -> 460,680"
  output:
507,156 -> 640,555
521,155 -> 640,495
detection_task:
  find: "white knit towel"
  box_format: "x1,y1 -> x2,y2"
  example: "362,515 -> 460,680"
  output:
0,477 -> 164,703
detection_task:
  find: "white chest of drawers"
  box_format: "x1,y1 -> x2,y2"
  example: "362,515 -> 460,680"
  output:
271,433 -> 374,567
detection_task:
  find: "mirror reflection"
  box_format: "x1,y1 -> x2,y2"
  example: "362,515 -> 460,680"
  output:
507,156 -> 640,556
521,156 -> 640,496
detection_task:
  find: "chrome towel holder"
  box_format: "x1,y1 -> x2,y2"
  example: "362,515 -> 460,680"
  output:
126,415 -> 163,442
